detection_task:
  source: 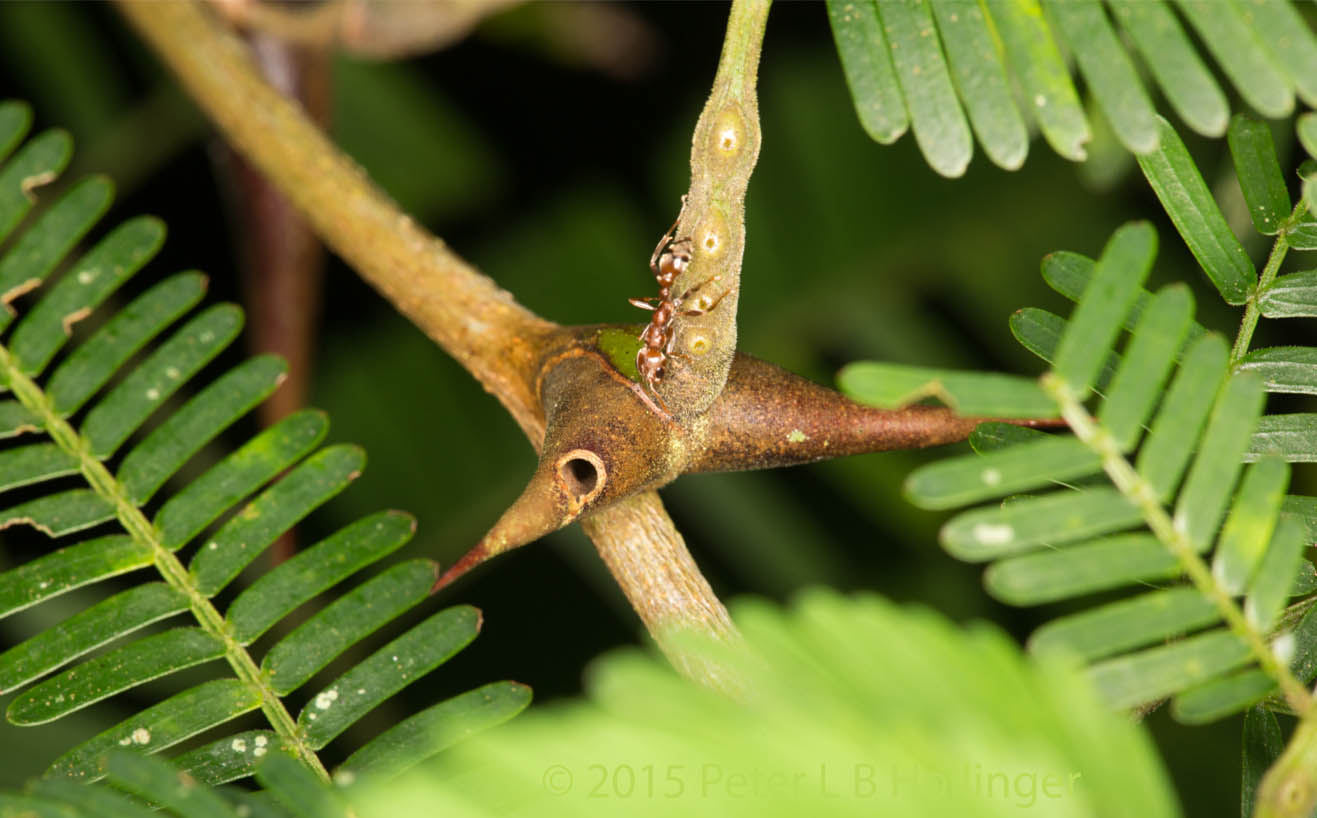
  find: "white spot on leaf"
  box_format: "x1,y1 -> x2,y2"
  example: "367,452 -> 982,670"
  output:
971,523 -> 1014,545
231,738 -> 247,753
254,735 -> 268,748
315,689 -> 339,710
981,468 -> 1002,486
1273,632 -> 1296,665
145,388 -> 160,401
77,270 -> 97,285
131,727 -> 151,745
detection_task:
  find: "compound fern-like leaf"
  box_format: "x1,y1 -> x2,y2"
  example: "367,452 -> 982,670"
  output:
0,101 -> 529,785
825,0 -> 1317,175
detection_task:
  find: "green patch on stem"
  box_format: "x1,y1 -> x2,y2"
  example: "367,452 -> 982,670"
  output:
595,327 -> 642,383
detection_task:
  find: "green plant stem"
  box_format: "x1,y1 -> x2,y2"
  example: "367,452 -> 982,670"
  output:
656,0 -> 769,421
0,346 -> 330,782
115,0 -> 557,443
1041,373 -> 1311,714
1230,200 -> 1310,368
1227,198 -> 1317,818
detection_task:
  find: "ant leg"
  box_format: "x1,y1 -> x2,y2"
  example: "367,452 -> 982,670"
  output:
676,274 -> 723,303
648,196 -> 691,272
628,297 -> 658,311
682,285 -> 730,316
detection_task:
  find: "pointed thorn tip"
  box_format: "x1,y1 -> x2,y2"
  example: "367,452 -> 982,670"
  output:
430,545 -> 491,594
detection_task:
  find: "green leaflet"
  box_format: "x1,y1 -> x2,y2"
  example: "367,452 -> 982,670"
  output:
873,0 -> 970,177
1300,112 -> 1317,159
173,729 -> 280,787
985,534 -> 1179,605
905,436 -> 1099,510
340,681 -> 532,779
825,0 -> 908,145
226,510 -> 416,644
1136,117 -> 1256,305
1052,222 -> 1155,396
1097,285 -> 1194,450
50,679 -> 261,781
0,101 -> 32,164
0,129 -> 72,246
0,535 -> 149,618
105,750 -> 241,818
1172,0 -> 1293,118
154,409 -> 328,549
46,272 -> 207,416
940,487 -> 1143,561
0,176 -> 113,337
1029,588 -> 1220,662
0,399 -> 38,438
258,752 -> 350,818
990,0 -> 1088,161
1241,706 -> 1285,818
1258,270 -> 1317,318
189,444 -> 366,596
1227,113 -> 1290,235
1238,346 -> 1317,394
115,355 -> 288,504
1172,373 -> 1265,551
1233,0 -> 1317,107
0,442 -> 77,492
263,559 -> 437,696
927,0 -> 1026,170
9,217 -> 165,376
1248,414 -> 1317,462
1045,0 -> 1158,154
1212,458 -> 1289,595
0,489 -> 114,536
298,605 -> 481,749
1107,0 -> 1227,137
9,628 -> 224,724
0,583 -> 186,693
1135,333 -> 1228,501
1088,629 -> 1252,710
917,200 -> 1317,729
837,361 -> 1055,417
80,304 -> 244,458
0,794 -> 79,818
1171,669 -> 1276,725
1009,307 -> 1121,389
27,777 -> 159,818
1040,250 -> 1207,343
1243,516 -> 1307,632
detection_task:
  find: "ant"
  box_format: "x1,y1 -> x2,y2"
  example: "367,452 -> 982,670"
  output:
629,204 -> 727,412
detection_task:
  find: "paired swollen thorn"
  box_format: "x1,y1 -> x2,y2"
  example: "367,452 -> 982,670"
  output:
428,201 -> 1066,595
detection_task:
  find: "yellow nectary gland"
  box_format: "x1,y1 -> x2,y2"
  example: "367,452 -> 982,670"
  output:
688,334 -> 711,356
698,213 -> 727,258
714,108 -> 743,156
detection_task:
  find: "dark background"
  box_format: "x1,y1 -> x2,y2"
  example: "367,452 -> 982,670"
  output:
2,2 -> 1311,813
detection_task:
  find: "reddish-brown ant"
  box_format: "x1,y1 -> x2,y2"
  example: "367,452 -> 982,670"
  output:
629,205 -> 727,412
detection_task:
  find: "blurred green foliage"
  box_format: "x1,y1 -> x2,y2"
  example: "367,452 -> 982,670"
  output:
3,2 -> 1311,813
